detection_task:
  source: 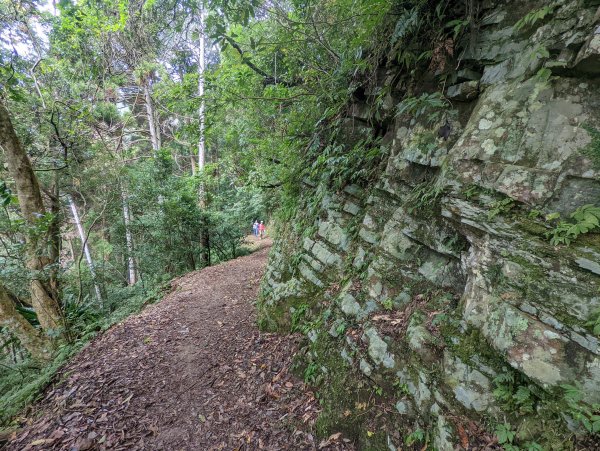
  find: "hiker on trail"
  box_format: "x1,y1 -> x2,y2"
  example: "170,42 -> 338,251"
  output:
259,221 -> 266,239
252,220 -> 259,237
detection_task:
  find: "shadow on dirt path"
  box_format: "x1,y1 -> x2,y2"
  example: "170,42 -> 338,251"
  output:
6,240 -> 353,450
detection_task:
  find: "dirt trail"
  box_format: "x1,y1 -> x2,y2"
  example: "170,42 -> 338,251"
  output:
7,239 -> 352,451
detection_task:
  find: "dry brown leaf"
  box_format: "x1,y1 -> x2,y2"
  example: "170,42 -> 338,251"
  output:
457,423 -> 469,449
28,438 -> 55,446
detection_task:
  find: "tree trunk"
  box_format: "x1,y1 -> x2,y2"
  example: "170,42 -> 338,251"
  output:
196,10 -> 211,267
67,238 -> 75,261
0,283 -> 52,361
197,11 -> 206,177
0,101 -> 64,336
47,174 -> 61,301
143,78 -> 161,155
121,189 -> 138,285
68,195 -> 103,303
200,224 -> 210,267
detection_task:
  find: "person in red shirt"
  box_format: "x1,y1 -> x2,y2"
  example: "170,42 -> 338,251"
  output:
259,221 -> 266,239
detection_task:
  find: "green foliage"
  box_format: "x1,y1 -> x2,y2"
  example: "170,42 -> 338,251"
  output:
392,379 -> 409,396
582,124 -> 600,169
586,310 -> 600,337
463,184 -> 480,200
0,181 -> 15,207
492,370 -> 538,415
514,6 -> 554,31
391,8 -> 420,44
546,204 -> 600,245
390,0 -> 466,73
523,442 -> 544,451
487,197 -> 515,220
529,45 -> 549,61
396,92 -> 449,126
491,368 -> 600,444
311,136 -> 386,189
334,320 -> 347,336
405,179 -> 446,217
446,18 -> 470,40
381,298 -> 393,311
290,304 -> 310,333
495,422 -> 516,445
405,428 -> 426,446
560,384 -> 600,434
304,362 -> 319,384
0,348 -> 73,426
534,67 -> 552,83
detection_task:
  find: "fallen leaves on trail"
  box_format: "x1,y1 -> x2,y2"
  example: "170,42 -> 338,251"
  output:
318,432 -> 347,449
456,423 -> 469,449
8,243 -> 354,451
371,314 -> 404,325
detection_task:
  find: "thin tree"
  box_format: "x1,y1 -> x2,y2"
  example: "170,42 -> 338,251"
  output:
143,73 -> 162,155
197,10 -> 206,177
121,189 -> 138,286
196,7 -> 211,267
67,195 -> 103,303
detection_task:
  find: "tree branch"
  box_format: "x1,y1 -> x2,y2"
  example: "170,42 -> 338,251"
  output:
223,36 -> 302,88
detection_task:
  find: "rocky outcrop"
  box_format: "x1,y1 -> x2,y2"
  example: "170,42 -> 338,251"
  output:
260,1 -> 600,448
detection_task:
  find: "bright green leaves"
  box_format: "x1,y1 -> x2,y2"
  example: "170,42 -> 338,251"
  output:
560,384 -> 600,434
514,5 -> 554,32
58,0 -> 129,41
0,181 -> 16,208
581,124 -> 600,169
586,312 -> 600,337
495,423 -> 516,446
404,428 -> 425,446
395,92 -> 449,126
310,136 -> 386,189
487,197 -> 515,221
547,204 -> 600,245
445,18 -> 470,40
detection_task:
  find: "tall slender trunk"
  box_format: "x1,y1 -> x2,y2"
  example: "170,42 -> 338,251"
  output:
121,189 -> 137,285
197,14 -> 206,176
67,238 -> 75,261
143,77 -> 161,155
68,195 -> 103,303
190,154 -> 196,176
0,101 -> 64,336
0,283 -> 52,361
47,173 -> 61,301
197,10 -> 210,267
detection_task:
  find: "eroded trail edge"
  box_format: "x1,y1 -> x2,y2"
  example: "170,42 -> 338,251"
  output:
8,242 -> 349,450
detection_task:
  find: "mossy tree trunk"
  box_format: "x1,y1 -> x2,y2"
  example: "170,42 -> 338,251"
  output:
0,283 -> 52,361
0,101 -> 65,340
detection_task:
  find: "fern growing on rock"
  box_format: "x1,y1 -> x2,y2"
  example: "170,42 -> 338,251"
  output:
547,204 -> 600,245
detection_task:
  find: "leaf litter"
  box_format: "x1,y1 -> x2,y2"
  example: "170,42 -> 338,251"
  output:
6,241 -> 353,450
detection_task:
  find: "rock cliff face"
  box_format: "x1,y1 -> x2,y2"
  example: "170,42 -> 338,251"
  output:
259,1 -> 600,448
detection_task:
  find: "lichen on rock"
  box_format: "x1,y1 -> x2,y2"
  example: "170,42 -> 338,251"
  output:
257,0 -> 600,447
